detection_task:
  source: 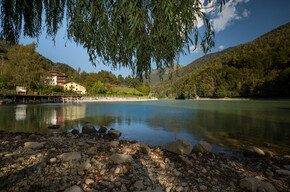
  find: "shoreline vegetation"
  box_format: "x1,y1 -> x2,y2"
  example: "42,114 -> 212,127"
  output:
0,127 -> 289,192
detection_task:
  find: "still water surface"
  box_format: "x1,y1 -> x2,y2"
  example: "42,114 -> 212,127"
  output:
0,100 -> 289,154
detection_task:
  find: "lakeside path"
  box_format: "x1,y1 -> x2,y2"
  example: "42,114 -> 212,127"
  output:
80,97 -> 158,103
0,128 -> 289,192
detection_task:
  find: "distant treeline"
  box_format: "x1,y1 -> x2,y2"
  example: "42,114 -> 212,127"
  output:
152,23 -> 290,98
0,41 -> 150,96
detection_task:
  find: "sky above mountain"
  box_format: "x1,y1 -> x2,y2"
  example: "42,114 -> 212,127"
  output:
20,0 -> 290,77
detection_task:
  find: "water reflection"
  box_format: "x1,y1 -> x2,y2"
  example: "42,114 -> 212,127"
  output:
0,100 -> 290,154
15,105 -> 27,121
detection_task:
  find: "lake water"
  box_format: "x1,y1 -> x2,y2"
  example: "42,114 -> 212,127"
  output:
0,100 -> 289,155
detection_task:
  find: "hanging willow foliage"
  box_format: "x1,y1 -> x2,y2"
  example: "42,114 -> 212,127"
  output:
0,0 -> 225,78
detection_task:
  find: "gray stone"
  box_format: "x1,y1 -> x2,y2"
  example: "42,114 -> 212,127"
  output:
284,165 -> 290,170
243,146 -> 265,156
199,185 -> 207,191
110,141 -> 120,147
59,152 -> 81,161
165,139 -> 193,155
192,140 -> 212,153
121,184 -> 128,192
276,169 -> 290,176
110,153 -> 133,164
64,185 -> 83,192
108,129 -> 122,138
99,126 -> 107,133
178,155 -> 193,167
24,142 -> 45,149
240,177 -> 277,192
134,181 -> 144,190
82,125 -> 96,134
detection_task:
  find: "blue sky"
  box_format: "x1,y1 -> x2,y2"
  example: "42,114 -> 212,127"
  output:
20,0 -> 290,77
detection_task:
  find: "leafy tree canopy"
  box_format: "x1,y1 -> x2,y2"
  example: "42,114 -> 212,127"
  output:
0,0 -> 225,78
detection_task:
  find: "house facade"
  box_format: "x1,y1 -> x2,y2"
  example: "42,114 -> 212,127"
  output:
46,71 -> 66,86
64,82 -> 86,95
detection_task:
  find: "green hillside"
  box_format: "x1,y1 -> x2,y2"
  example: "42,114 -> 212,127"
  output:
144,63 -> 184,86
152,22 -> 290,98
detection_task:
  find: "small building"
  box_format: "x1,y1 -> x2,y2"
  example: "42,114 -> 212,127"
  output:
16,86 -> 27,95
46,71 -> 66,87
64,82 -> 86,95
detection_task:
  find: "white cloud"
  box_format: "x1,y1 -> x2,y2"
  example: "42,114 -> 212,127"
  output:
190,45 -> 202,54
242,9 -> 250,17
219,45 -> 224,50
196,0 -> 250,32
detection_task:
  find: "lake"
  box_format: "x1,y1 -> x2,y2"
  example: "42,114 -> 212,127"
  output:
0,100 -> 289,155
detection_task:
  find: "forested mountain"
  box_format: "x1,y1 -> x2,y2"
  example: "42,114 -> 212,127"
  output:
144,63 -> 183,86
152,22 -> 290,98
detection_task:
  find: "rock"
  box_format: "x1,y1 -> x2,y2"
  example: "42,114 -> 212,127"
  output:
114,166 -> 121,174
79,161 -> 91,171
175,186 -> 183,192
82,125 -> 96,134
48,125 -> 60,129
264,150 -> 273,158
240,177 -> 277,192
109,141 -> 119,147
165,139 -> 193,155
24,142 -> 45,149
243,146 -> 265,156
71,129 -> 79,135
134,181 -> 144,190
192,140 -> 212,153
284,165 -> 290,170
110,153 -> 133,164
99,126 -> 107,133
276,169 -> 290,176
59,152 -> 81,161
283,155 -> 290,163
178,155 -> 193,167
108,129 -> 122,138
139,144 -> 151,154
64,185 -> 83,192
199,185 -> 207,191
121,184 -> 128,192
49,157 -> 57,164
85,179 -> 94,185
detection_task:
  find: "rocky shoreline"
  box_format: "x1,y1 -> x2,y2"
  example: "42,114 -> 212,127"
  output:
0,127 -> 289,192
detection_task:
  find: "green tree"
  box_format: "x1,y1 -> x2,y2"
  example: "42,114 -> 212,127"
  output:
6,43 -> 44,89
0,0 -> 225,77
90,81 -> 106,94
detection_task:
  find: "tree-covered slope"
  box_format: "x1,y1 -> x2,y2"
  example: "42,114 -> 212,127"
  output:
152,22 -> 290,98
145,63 -> 184,86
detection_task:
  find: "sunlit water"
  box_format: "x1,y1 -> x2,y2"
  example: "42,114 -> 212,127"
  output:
0,100 -> 289,154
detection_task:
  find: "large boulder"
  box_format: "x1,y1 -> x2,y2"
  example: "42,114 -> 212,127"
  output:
165,139 -> 193,155
108,129 -> 122,139
110,153 -> 133,164
24,142 -> 45,149
99,126 -> 107,133
82,125 -> 96,134
243,146 -> 265,156
59,152 -> 81,161
240,177 -> 277,192
192,140 -> 212,153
